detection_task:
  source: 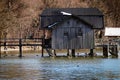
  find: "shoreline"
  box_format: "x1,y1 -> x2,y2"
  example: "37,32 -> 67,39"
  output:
0,46 -> 119,58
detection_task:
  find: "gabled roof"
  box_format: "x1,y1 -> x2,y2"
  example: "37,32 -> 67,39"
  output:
40,8 -> 104,29
47,15 -> 94,29
41,8 -> 103,16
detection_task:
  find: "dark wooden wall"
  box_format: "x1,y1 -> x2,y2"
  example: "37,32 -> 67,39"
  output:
52,18 -> 94,49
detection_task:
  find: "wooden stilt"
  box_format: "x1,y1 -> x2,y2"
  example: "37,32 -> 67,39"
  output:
41,39 -> 44,57
41,46 -> 44,57
41,29 -> 45,57
71,49 -> 75,57
109,45 -> 118,58
0,33 -> 1,58
45,48 -> 51,56
67,49 -> 69,56
0,45 -> 1,58
89,49 -> 94,57
4,39 -> 7,50
54,50 -> 56,56
53,49 -> 56,56
103,45 -> 108,57
115,45 -> 118,57
52,49 -> 56,57
18,39 -> 22,58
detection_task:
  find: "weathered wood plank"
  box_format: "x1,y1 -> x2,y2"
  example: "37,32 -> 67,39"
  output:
52,18 -> 94,49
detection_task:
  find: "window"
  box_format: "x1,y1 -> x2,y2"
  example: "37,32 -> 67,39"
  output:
67,21 -> 70,24
64,32 -> 68,37
76,28 -> 82,37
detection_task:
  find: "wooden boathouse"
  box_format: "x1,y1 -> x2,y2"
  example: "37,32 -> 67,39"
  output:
40,8 -> 104,57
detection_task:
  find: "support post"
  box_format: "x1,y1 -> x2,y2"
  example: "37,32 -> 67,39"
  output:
71,49 -> 75,57
0,34 -> 1,58
41,46 -> 44,57
0,43 -> 1,58
113,45 -> 118,57
19,39 -> 22,58
109,45 -> 118,58
116,45 -> 118,57
67,49 -> 69,56
41,38 -> 44,57
4,39 -> 7,50
52,49 -> 56,57
89,49 -> 94,57
103,45 -> 108,57
41,29 -> 45,57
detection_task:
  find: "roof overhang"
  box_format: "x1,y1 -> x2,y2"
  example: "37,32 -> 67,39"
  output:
105,27 -> 120,36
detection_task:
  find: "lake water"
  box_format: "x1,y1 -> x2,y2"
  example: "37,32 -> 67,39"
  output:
0,53 -> 120,80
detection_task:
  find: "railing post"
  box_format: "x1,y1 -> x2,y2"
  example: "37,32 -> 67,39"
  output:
18,38 -> 22,58
0,41 -> 1,58
4,38 -> 7,50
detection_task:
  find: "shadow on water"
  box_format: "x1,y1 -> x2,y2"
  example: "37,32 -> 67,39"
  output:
0,52 -> 120,80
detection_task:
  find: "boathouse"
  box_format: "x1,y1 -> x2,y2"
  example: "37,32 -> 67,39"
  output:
40,8 -> 104,56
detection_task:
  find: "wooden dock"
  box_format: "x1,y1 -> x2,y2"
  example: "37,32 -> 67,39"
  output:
95,44 -> 119,57
0,38 -> 119,58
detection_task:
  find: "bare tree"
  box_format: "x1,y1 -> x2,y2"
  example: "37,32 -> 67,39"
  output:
88,0 -> 120,27
104,0 -> 120,27
42,0 -> 58,8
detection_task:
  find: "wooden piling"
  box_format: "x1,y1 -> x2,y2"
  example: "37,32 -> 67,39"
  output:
4,39 -> 7,50
67,49 -> 69,56
115,45 -> 118,57
89,49 -> 94,57
0,33 -> 1,58
41,47 -> 44,57
18,39 -> 22,58
52,49 -> 56,57
113,45 -> 118,57
103,45 -> 108,57
71,49 -> 75,57
41,38 -> 44,57
41,29 -> 45,57
109,45 -> 118,57
114,45 -> 118,57
0,44 -> 1,58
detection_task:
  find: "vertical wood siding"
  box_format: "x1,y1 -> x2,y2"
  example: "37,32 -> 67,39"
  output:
52,18 -> 94,49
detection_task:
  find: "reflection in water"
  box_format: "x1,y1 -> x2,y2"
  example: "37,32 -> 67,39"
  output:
0,56 -> 120,80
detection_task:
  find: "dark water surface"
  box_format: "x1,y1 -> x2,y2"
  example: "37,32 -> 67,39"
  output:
0,54 -> 120,80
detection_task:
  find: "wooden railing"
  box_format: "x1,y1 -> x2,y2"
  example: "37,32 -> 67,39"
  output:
0,38 -> 43,58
